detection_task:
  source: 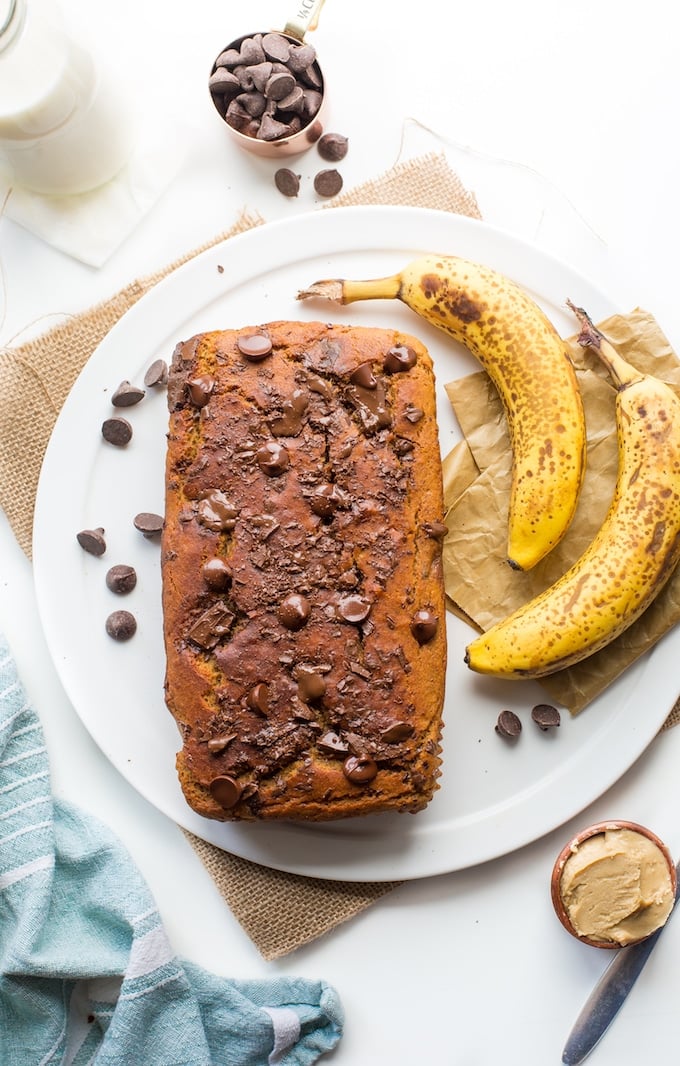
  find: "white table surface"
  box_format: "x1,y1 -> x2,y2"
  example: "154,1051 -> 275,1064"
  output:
3,2 -> 680,1063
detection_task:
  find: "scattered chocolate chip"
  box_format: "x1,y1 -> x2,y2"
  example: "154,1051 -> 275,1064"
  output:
77,527 -> 106,556
133,512 -> 164,538
410,609 -> 439,645
105,609 -> 137,641
405,405 -> 424,423
293,705 -> 315,722
495,709 -> 522,739
209,775 -> 242,809
317,731 -> 349,757
247,514 -> 280,540
317,132 -> 348,161
337,594 -> 371,624
274,167 -> 301,197
349,660 -> 371,680
256,440 -> 290,475
394,438 -> 414,456
269,388 -> 309,436
531,703 -> 561,730
202,558 -> 232,590
384,345 -> 417,373
422,520 -> 448,540
237,333 -> 273,360
101,416 -> 132,446
278,593 -> 311,630
207,733 -> 237,754
187,603 -> 234,649
197,491 -> 239,532
144,359 -> 168,388
309,483 -> 343,518
111,380 -> 145,407
247,682 -> 269,716
381,720 -> 414,743
297,670 -> 326,703
187,375 -> 215,407
346,380 -> 392,436
349,362 -> 377,389
313,168 -> 343,198
240,782 -> 259,802
343,754 -> 378,784
105,564 -> 137,594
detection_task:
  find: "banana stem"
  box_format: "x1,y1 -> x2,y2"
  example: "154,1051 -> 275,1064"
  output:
567,299 -> 643,390
297,274 -> 402,305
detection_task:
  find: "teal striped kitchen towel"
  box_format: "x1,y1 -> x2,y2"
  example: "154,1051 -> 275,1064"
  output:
0,631 -> 343,1065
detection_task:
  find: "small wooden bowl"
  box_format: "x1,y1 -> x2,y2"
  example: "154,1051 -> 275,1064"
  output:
551,819 -> 677,949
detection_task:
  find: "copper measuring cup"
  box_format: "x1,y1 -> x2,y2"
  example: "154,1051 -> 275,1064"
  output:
208,0 -> 328,157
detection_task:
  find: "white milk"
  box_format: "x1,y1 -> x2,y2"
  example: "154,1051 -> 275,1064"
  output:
0,0 -> 135,194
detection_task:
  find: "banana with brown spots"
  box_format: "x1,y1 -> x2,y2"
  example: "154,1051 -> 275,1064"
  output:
464,304 -> 680,679
298,254 -> 586,570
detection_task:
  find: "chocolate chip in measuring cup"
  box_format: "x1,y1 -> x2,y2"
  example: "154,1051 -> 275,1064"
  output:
209,31 -> 324,147
262,32 -> 292,62
208,68 -> 241,100
265,70 -> 296,102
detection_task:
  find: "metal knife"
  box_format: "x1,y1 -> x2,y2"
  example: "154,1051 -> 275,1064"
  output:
562,860 -> 680,1065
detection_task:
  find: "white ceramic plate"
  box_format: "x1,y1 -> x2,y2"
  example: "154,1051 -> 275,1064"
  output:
33,206 -> 677,881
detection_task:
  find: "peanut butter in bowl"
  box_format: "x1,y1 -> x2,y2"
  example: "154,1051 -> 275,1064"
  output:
551,820 -> 677,948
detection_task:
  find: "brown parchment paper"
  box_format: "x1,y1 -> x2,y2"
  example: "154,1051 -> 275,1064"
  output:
441,308 -> 680,714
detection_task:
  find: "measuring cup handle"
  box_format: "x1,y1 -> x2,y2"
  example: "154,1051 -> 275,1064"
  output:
284,0 -> 327,42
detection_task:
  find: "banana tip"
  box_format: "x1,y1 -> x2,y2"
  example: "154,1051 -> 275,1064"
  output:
296,279 -> 344,302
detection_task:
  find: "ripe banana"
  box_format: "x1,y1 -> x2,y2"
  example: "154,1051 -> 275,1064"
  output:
298,254 -> 586,570
465,303 -> 680,679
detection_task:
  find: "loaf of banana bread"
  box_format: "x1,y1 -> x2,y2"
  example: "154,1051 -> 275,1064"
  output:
161,320 -> 447,821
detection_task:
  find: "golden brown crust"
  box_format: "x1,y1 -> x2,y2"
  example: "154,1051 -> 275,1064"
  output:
161,321 -> 447,821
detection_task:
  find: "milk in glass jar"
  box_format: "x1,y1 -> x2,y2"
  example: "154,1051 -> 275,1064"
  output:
0,0 -> 135,194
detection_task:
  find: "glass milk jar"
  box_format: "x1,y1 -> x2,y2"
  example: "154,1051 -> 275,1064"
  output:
0,0 -> 135,194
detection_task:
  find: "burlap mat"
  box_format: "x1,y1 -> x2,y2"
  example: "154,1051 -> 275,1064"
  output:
2,152 -> 677,959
